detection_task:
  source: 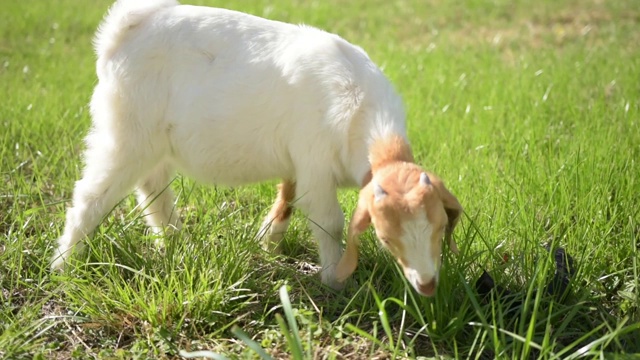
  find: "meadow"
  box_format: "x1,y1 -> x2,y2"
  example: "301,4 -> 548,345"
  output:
1,0 -> 639,358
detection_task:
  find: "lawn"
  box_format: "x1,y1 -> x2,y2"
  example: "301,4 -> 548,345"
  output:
1,0 -> 639,358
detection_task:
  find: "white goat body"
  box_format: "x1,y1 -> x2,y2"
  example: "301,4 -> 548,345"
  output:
53,0 -> 462,295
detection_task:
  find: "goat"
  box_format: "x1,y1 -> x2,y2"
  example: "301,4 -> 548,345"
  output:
51,0 -> 463,296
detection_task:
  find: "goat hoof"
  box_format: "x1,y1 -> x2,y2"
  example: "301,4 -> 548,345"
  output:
50,256 -> 66,271
321,275 -> 346,291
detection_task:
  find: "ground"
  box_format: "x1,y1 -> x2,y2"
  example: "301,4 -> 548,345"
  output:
1,0 -> 639,359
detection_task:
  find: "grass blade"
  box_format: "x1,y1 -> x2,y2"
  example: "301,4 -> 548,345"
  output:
231,326 -> 274,360
179,350 -> 231,360
278,285 -> 305,359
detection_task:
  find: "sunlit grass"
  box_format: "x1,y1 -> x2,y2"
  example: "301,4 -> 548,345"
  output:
1,0 -> 639,358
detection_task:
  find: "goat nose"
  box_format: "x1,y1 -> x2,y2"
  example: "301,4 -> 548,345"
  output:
416,278 -> 437,297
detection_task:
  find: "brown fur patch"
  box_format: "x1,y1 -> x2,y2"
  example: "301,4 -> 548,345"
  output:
269,180 -> 296,222
427,174 -> 463,253
361,170 -> 372,188
336,197 -> 371,283
369,135 -> 414,172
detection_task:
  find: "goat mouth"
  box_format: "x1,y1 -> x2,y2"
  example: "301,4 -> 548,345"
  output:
413,278 -> 437,297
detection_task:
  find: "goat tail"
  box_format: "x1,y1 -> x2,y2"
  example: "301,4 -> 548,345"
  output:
93,0 -> 179,59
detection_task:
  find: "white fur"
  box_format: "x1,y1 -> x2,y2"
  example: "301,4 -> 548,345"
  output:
400,210 -> 439,290
52,0 -> 408,288
257,215 -> 290,254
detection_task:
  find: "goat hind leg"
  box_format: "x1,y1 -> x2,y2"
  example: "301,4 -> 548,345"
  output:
135,162 -> 181,245
52,144 -> 152,270
257,180 -> 295,254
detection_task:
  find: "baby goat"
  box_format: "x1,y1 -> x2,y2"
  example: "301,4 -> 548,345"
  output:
52,0 -> 463,296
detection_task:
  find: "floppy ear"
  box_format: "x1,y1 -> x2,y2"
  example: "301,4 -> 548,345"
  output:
431,177 -> 463,254
335,198 -> 371,283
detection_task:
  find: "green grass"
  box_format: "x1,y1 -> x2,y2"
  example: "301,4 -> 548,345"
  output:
1,0 -> 639,358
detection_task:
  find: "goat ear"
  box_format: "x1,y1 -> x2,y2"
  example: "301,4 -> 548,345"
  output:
336,199 -> 371,283
431,177 -> 463,254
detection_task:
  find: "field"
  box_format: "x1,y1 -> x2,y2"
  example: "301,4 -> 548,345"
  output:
1,0 -> 639,358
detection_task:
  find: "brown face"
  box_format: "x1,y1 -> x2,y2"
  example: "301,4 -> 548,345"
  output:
370,169 -> 454,295
334,164 -> 462,297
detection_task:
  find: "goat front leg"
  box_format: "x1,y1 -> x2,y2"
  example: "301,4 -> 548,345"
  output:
294,177 -> 345,289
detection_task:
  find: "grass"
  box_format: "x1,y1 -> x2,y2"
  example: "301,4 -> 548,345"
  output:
1,0 -> 639,358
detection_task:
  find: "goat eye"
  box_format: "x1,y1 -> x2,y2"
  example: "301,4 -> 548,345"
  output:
380,237 -> 390,245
